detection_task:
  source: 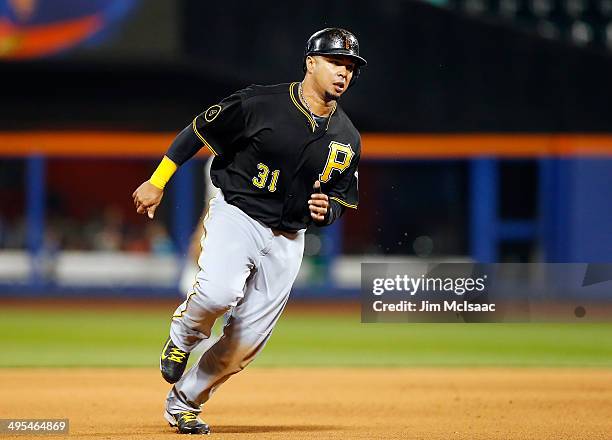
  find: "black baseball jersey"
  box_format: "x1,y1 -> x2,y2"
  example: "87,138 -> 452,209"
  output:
167,82 -> 360,232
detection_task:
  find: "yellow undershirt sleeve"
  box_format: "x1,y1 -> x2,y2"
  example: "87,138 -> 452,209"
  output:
149,156 -> 178,190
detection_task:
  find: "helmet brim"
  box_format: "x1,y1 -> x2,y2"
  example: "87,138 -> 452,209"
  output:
305,50 -> 367,67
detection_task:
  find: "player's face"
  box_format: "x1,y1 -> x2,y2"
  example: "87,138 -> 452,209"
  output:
311,55 -> 356,100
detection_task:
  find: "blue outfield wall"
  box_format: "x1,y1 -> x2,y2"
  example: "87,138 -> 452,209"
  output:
540,159 -> 612,262
471,158 -> 612,263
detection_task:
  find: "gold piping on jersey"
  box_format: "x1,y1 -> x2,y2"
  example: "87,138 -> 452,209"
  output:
289,82 -> 316,132
192,116 -> 219,156
326,103 -> 337,130
330,196 -> 357,209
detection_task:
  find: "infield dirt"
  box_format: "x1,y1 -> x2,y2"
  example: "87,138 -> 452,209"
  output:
1,367 -> 610,439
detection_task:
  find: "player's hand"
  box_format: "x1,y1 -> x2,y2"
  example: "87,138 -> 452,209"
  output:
132,181 -> 163,219
308,180 -> 329,223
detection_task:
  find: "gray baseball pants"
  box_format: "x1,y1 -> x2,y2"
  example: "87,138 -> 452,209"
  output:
165,191 -> 305,414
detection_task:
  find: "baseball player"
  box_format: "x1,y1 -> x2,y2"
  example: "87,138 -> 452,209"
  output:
132,28 -> 366,435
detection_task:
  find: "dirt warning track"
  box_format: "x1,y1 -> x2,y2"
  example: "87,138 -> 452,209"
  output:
0,368 -> 610,439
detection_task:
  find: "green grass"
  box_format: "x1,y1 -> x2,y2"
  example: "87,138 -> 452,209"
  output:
1,308 -> 611,368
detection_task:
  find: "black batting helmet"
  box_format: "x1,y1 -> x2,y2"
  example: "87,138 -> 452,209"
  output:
303,28 -> 367,79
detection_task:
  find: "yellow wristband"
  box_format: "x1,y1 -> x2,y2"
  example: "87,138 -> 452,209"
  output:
149,156 -> 178,190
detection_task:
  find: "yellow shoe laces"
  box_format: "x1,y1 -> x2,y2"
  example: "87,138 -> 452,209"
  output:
168,347 -> 187,363
178,411 -> 198,423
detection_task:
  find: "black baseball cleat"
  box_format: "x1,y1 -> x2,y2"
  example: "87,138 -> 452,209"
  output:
160,337 -> 190,384
164,410 -> 210,435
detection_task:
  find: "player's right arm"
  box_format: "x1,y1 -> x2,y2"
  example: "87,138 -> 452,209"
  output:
132,125 -> 202,219
132,91 -> 249,219
132,156 -> 176,219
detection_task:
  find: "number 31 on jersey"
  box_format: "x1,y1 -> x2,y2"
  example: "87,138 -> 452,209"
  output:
252,163 -> 280,192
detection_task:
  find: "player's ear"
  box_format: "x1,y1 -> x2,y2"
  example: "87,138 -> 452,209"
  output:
306,56 -> 315,74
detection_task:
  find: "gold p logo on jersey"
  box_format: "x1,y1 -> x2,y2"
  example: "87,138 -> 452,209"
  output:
319,141 -> 354,183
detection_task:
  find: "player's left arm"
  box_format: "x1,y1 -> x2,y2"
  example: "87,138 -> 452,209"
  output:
309,143 -> 360,226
